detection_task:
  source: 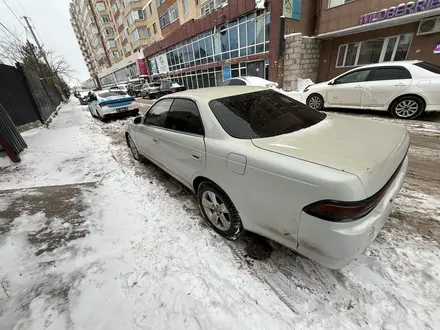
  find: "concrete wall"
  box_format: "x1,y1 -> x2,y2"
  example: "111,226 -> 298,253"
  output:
282,34 -> 321,91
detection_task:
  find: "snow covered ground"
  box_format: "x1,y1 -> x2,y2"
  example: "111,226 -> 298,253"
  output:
1,99 -> 440,329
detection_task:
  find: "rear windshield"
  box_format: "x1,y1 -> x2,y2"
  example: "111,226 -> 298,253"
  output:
98,92 -> 126,98
209,90 -> 326,139
414,62 -> 440,74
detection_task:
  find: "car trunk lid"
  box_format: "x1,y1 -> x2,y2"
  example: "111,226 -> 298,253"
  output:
251,113 -> 409,197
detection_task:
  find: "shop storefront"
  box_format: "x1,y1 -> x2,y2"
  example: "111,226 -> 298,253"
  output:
317,0 -> 440,82
146,10 -> 270,89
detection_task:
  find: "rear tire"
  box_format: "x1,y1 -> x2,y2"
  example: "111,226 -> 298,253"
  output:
97,110 -> 107,122
127,134 -> 141,161
390,95 -> 425,120
307,93 -> 324,110
197,181 -> 243,240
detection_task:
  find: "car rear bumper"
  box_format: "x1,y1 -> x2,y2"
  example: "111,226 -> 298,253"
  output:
297,156 -> 408,269
102,108 -> 139,119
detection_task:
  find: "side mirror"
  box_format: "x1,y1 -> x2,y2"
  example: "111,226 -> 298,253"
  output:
133,116 -> 142,124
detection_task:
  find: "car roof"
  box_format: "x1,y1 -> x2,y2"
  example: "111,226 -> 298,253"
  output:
352,60 -> 421,70
164,86 -> 267,101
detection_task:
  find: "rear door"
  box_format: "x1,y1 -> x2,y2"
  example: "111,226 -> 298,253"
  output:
132,99 -> 173,161
361,66 -> 412,109
154,98 -> 206,186
327,69 -> 371,107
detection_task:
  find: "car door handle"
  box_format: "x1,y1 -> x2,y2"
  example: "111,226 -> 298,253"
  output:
191,154 -> 201,161
354,85 -> 363,89
395,83 -> 406,87
152,137 -> 158,143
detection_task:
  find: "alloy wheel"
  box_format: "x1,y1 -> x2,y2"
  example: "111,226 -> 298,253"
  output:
201,191 -> 231,231
395,100 -> 419,118
308,95 -> 322,110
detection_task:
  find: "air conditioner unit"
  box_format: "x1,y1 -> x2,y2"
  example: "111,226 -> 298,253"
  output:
417,16 -> 440,36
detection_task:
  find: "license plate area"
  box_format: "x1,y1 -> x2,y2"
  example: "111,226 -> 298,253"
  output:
116,107 -> 129,113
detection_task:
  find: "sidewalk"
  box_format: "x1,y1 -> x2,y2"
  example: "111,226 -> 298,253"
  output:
0,100 -> 295,329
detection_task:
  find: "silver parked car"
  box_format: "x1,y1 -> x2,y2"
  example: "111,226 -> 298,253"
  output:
125,87 -> 409,269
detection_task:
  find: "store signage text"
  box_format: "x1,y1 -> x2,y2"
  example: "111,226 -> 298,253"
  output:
360,0 -> 440,25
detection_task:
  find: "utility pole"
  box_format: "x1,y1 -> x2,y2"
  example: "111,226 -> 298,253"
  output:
22,16 -> 67,100
22,16 -> 51,71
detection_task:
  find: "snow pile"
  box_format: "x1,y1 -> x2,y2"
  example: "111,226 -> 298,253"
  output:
1,99 -> 440,329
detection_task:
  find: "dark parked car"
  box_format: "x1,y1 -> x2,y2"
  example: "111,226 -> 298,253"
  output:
142,80 -> 187,99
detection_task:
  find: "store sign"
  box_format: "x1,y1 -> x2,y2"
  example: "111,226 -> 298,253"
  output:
360,0 -> 440,25
136,59 -> 148,75
156,54 -> 169,74
283,0 -> 302,21
435,42 -> 440,53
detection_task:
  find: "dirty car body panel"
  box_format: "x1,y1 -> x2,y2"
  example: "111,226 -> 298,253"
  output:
125,86 -> 409,269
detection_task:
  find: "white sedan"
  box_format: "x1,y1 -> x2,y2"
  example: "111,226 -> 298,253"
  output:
125,86 -> 409,269
221,76 -> 278,88
87,90 -> 139,122
304,61 -> 440,119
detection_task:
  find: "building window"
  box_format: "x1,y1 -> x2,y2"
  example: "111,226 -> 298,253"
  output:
96,2 -> 106,11
147,27 -> 152,37
107,39 -> 117,48
112,2 -> 118,14
112,51 -> 121,59
149,3 -> 153,15
139,27 -> 149,38
183,0 -> 189,14
156,0 -> 165,7
124,43 -> 131,54
104,27 -> 114,36
101,15 -> 110,24
149,10 -> 269,75
153,22 -> 157,34
195,0 -> 199,5
336,34 -> 413,68
159,5 -> 179,28
200,0 -> 214,16
328,0 -> 356,9
126,9 -> 146,26
131,29 -> 140,42
121,29 -> 128,40
117,15 -> 123,27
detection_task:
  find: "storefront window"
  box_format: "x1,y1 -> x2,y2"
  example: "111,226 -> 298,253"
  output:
358,39 -> 383,65
383,37 -> 397,62
336,33 -> 413,68
147,10 -> 270,77
394,34 -> 412,61
247,19 -> 255,55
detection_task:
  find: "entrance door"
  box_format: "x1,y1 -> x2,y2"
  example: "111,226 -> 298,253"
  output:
247,61 -> 264,78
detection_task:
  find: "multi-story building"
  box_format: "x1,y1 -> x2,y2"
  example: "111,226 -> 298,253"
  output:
70,0 -> 113,86
98,0 -> 219,86
73,0 -> 440,89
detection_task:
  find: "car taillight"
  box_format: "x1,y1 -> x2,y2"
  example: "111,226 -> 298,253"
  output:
129,97 -> 135,101
303,189 -> 388,222
171,89 -> 176,93
99,102 -> 109,107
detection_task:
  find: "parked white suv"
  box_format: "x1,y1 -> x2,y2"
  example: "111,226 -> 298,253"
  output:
303,61 -> 440,119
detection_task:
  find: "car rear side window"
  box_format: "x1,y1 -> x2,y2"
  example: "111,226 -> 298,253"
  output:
144,99 -> 173,128
165,99 -> 204,135
209,90 -> 326,139
414,61 -> 440,74
229,79 -> 246,86
369,67 -> 412,81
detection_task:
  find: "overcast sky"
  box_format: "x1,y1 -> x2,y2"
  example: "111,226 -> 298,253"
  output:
0,0 -> 89,84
